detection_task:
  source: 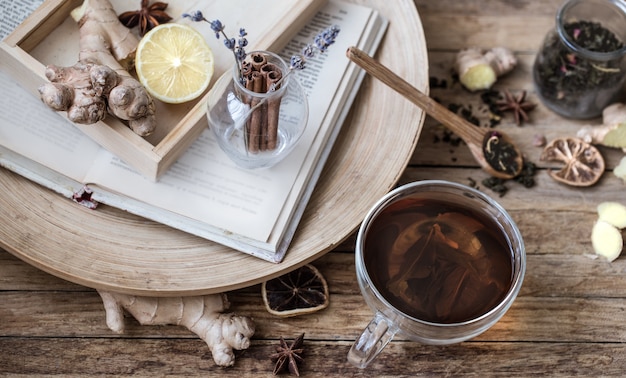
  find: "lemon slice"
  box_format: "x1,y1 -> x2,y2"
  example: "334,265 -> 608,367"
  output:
136,24 -> 214,104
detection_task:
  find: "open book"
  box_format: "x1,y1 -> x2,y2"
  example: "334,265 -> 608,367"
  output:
0,0 -> 387,262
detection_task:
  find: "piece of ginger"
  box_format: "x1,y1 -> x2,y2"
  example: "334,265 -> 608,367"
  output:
98,291 -> 255,367
591,201 -> 626,262
591,220 -> 623,262
614,156 -> 626,183
577,103 -> 626,152
38,0 -> 156,136
455,47 -> 517,92
598,201 -> 626,228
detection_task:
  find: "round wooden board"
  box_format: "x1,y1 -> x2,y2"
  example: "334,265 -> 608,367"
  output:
0,0 -> 428,296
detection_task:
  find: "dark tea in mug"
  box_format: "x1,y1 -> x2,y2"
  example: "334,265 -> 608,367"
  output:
349,181 -> 525,368
363,194 -> 514,324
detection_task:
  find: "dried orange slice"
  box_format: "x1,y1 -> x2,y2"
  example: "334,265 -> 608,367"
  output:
262,264 -> 329,317
135,23 -> 214,104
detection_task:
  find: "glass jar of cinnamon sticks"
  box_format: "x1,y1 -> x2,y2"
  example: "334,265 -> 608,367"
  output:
207,51 -> 308,169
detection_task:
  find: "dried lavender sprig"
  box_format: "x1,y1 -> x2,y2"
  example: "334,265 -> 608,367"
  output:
182,11 -> 248,82
270,25 -> 341,91
294,25 -> 340,69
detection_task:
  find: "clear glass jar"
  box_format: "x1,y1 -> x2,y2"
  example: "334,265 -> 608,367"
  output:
206,51 -> 308,169
533,0 -> 626,119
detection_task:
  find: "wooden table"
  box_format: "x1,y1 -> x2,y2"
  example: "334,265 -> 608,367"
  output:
3,0 -> 626,375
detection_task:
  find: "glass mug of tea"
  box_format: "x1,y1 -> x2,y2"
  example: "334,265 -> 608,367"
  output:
347,180 -> 525,368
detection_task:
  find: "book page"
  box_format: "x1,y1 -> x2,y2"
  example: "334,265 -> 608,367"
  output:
0,0 -> 42,39
267,1 -> 383,245
0,70 -> 100,183
87,131 -> 299,242
85,0 -> 375,243
0,0 -> 100,186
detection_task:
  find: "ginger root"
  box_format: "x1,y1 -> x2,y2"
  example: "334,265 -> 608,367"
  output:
591,201 -> 626,262
97,290 -> 255,367
591,220 -> 623,262
598,201 -> 626,228
38,0 -> 156,136
455,47 -> 517,92
614,156 -> 626,183
577,103 -> 626,152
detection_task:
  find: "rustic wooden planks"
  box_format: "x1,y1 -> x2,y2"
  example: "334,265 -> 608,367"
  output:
3,0 -> 626,375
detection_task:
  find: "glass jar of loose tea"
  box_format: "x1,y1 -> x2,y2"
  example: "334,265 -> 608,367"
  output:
533,0 -> 626,119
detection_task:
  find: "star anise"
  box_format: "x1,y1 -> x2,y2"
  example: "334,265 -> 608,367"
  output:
118,0 -> 172,36
496,90 -> 536,126
270,333 -> 305,376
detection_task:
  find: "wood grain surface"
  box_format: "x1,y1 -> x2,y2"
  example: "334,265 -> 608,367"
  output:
3,0 -> 626,376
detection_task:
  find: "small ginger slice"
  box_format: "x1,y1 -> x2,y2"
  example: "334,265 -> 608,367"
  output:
577,122 -> 626,151
455,47 -> 517,92
615,156 -> 626,183
540,137 -> 605,187
577,103 -> 626,152
598,201 -> 626,229
591,220 -> 624,262
602,124 -> 626,150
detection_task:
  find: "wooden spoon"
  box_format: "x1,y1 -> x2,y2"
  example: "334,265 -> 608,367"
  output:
346,46 -> 523,179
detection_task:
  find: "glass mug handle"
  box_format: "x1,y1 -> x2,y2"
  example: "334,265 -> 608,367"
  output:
347,311 -> 398,368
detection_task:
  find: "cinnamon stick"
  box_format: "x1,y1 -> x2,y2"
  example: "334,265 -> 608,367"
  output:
250,52 -> 267,71
248,71 -> 265,153
263,65 -> 283,150
241,61 -> 252,88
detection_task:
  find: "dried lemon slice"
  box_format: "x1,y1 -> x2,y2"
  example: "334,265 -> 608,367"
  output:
262,264 -> 330,317
540,137 -> 605,187
135,23 -> 214,104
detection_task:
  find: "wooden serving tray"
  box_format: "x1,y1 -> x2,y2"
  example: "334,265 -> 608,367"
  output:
0,0 -> 428,296
0,0 -> 324,180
